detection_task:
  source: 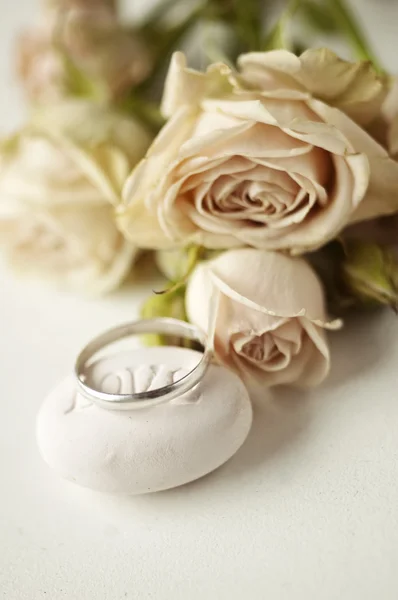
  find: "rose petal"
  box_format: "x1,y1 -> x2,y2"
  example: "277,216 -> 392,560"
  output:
161,52 -> 236,118
239,48 -> 388,126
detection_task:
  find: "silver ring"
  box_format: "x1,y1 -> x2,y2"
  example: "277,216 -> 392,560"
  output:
74,318 -> 211,411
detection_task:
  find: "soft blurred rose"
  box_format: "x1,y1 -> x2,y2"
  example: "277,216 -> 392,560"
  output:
118,50 -> 398,254
43,0 -> 117,11
0,100 -> 151,294
16,4 -> 152,104
186,248 -> 335,392
16,22 -> 67,103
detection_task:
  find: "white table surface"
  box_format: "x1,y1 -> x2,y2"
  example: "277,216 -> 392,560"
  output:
1,2 -> 398,599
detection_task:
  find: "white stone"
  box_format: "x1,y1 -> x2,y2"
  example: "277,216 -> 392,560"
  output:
36,347 -> 252,495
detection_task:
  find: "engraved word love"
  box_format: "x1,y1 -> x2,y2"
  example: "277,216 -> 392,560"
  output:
66,364 -> 202,415
100,364 -> 190,395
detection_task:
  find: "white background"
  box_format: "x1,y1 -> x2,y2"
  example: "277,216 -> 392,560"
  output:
1,1 -> 398,599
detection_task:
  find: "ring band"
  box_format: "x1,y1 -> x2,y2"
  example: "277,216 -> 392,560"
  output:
74,318 -> 211,411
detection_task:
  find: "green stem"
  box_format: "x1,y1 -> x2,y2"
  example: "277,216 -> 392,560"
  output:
154,246 -> 204,295
263,0 -> 300,51
327,0 -> 382,71
137,4 -> 206,95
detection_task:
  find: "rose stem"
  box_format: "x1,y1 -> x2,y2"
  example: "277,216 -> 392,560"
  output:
327,0 -> 383,72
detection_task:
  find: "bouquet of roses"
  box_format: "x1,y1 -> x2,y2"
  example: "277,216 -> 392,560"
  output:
1,0 -> 398,392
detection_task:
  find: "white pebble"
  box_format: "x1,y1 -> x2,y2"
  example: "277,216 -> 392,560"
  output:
36,346 -> 252,495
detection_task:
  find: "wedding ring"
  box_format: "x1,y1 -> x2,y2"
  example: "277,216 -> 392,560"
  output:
74,318 -> 211,411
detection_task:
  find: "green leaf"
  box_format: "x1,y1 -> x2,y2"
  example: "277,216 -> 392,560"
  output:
140,287 -> 189,347
342,241 -> 398,310
300,0 -> 339,34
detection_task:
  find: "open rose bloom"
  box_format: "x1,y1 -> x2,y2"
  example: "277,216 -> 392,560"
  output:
186,249 -> 338,392
118,49 -> 398,254
0,101 -> 151,294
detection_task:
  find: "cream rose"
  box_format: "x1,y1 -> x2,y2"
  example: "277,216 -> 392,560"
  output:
186,248 -> 336,391
16,4 -> 152,103
118,50 -> 398,254
0,100 -> 151,294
